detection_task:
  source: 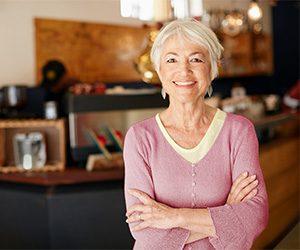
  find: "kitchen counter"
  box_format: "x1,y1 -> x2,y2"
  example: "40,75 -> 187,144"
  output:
0,167 -> 124,186
0,112 -> 297,186
252,112 -> 296,130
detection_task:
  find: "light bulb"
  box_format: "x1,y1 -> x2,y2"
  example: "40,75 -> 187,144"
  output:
248,1 -> 263,21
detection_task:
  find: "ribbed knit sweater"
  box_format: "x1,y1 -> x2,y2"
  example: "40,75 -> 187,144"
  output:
124,112 -> 268,250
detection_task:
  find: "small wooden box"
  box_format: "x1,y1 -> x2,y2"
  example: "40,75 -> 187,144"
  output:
0,119 -> 66,173
86,152 -> 124,172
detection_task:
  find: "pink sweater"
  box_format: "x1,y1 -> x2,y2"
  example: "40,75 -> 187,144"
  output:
124,112 -> 268,250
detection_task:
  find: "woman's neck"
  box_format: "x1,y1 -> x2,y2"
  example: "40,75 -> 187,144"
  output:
161,99 -> 215,131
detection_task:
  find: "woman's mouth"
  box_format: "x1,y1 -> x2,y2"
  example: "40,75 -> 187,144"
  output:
173,81 -> 197,86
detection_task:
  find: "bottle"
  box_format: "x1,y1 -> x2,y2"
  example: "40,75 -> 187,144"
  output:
44,101 -> 58,119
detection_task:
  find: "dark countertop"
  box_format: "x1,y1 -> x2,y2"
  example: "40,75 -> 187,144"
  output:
253,112 -> 297,130
0,167 -> 124,186
0,112 -> 297,186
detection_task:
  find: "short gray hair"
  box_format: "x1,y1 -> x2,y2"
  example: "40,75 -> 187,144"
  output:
151,19 -> 223,80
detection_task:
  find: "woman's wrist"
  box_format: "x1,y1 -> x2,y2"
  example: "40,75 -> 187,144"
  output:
177,208 -> 216,238
186,231 -> 208,244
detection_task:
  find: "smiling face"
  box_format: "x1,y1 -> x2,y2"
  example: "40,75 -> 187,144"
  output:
157,35 -> 212,105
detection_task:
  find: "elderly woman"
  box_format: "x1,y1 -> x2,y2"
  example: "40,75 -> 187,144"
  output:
124,19 -> 268,250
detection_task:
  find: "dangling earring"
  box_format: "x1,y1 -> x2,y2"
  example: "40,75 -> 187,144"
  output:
161,88 -> 166,100
207,85 -> 213,97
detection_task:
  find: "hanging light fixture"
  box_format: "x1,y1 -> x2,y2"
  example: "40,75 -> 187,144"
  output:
247,0 -> 263,21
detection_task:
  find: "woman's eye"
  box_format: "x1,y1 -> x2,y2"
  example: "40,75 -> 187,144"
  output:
167,58 -> 177,63
191,58 -> 203,63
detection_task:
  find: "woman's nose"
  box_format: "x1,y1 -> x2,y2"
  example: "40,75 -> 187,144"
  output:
178,61 -> 191,75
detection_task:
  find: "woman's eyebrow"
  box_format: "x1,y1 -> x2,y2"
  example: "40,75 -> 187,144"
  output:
165,52 -> 178,57
190,52 -> 206,57
164,52 -> 207,57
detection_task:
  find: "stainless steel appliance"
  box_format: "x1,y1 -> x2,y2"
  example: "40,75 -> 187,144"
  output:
65,92 -> 168,163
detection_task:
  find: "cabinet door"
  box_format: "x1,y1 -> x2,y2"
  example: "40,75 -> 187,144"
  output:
219,33 -> 252,76
218,32 -> 273,77
252,34 -> 273,74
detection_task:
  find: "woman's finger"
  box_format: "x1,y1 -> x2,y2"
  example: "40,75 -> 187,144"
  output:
128,189 -> 154,205
234,175 -> 256,197
227,173 -> 259,204
242,188 -> 258,202
126,212 -> 144,223
126,203 -> 147,217
230,172 -> 248,193
129,211 -> 163,232
231,175 -> 256,198
130,220 -> 149,232
126,189 -> 157,217
235,179 -> 258,201
229,172 -> 248,199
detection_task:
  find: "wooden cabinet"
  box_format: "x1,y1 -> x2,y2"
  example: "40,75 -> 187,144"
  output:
251,116 -> 299,249
218,32 -> 273,77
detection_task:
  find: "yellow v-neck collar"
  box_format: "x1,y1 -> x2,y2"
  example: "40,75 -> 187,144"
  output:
155,109 -> 226,164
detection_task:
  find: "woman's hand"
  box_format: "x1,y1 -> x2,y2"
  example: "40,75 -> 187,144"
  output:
226,172 -> 258,205
126,172 -> 258,234
126,189 -> 179,232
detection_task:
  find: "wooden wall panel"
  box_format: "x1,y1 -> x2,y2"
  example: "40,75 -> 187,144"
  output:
265,165 -> 299,210
35,18 -> 152,84
252,194 -> 299,249
252,135 -> 299,249
259,137 -> 299,180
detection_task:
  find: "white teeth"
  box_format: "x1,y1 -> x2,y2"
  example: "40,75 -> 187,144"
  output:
174,81 -> 196,86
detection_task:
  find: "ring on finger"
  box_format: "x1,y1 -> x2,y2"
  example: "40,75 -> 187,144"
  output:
138,214 -> 142,220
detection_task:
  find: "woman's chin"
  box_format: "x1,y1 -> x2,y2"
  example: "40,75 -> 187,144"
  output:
172,93 -> 205,105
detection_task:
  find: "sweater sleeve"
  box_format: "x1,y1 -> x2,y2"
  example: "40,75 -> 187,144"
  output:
123,125 -> 190,250
208,121 -> 269,250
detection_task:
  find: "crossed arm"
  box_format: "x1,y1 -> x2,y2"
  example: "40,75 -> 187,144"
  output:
124,121 -> 268,249
126,171 -> 259,244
